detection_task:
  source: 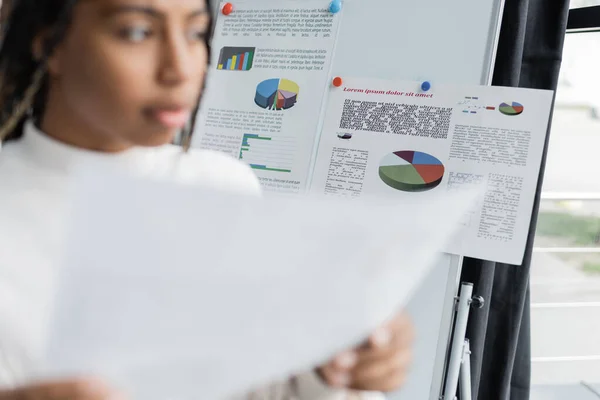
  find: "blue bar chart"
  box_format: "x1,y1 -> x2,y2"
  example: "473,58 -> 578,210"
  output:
217,47 -> 256,71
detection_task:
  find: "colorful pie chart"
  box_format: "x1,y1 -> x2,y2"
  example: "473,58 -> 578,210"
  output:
254,78 -> 299,111
378,151 -> 445,192
499,102 -> 524,116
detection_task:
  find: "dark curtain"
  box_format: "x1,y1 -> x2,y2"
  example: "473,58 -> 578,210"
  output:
459,0 -> 570,399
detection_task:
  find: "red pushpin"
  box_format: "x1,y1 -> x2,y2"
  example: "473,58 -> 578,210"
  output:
222,2 -> 233,15
332,77 -> 343,87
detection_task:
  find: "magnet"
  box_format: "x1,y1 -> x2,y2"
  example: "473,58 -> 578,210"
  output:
329,0 -> 342,14
222,2 -> 233,15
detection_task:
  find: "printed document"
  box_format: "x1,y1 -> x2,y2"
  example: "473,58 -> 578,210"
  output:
42,170 -> 480,399
310,77 -> 554,264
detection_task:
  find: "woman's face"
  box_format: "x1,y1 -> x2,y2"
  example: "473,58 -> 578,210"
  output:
44,0 -> 210,149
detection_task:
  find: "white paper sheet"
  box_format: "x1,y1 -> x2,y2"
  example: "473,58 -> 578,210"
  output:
309,77 -> 554,265
41,170 -> 481,400
193,0 -> 341,194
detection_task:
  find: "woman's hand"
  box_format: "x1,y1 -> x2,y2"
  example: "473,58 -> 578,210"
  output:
0,379 -> 120,400
318,312 -> 415,392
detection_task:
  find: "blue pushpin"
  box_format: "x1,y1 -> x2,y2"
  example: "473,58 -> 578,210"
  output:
329,0 -> 342,14
421,81 -> 431,92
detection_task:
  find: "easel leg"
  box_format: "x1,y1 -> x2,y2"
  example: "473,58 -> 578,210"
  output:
442,283 -> 473,399
459,340 -> 472,400
441,282 -> 484,400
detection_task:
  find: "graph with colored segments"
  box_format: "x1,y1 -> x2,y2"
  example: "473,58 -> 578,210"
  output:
378,151 -> 445,192
239,133 -> 295,173
499,102 -> 524,116
217,47 -> 255,71
254,78 -> 299,111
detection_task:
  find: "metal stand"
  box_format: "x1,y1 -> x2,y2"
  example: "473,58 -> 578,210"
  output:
459,340 -> 472,400
441,283 -> 484,400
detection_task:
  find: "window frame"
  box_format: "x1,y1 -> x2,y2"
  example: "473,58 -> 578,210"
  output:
568,5 -> 600,32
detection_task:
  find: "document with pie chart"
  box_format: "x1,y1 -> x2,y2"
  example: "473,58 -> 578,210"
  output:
193,0 -> 342,194
310,77 -> 555,265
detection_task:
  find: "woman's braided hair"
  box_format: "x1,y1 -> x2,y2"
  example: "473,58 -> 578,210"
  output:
0,0 -> 77,142
0,0 -> 212,147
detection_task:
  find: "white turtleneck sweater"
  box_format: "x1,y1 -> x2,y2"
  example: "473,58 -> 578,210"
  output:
0,122 -> 383,400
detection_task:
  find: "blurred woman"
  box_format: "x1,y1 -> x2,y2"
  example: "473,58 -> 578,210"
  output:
0,0 -> 413,399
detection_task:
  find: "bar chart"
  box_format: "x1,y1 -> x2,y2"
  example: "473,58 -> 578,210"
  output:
217,47 -> 256,71
239,133 -> 296,173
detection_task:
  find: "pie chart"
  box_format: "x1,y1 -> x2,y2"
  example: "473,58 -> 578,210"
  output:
499,102 -> 524,116
254,78 -> 299,110
378,151 -> 445,192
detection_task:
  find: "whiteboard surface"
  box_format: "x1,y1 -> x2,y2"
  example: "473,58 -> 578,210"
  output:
324,2 -> 504,397
207,1 -> 504,399
209,0 -> 504,84
331,0 -> 503,85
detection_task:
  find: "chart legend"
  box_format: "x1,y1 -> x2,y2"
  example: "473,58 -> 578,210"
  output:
378,151 -> 445,192
239,133 -> 295,173
254,78 -> 299,110
499,101 -> 524,116
458,97 -> 497,114
217,47 -> 255,71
